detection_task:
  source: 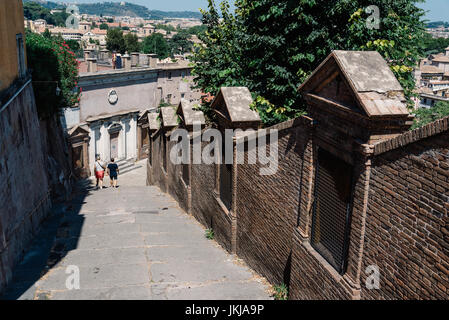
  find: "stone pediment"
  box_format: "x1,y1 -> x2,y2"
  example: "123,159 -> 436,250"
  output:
160,106 -> 178,128
147,113 -> 160,131
299,51 -> 410,119
177,99 -> 205,128
68,124 -> 89,138
211,87 -> 261,124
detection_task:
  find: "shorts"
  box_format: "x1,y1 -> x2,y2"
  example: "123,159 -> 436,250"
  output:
110,174 -> 118,181
95,171 -> 105,179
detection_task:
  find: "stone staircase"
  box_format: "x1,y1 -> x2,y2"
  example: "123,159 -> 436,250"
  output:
115,158 -> 143,175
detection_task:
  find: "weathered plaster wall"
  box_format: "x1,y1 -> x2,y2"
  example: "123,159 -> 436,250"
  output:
79,72 -> 159,122
0,83 -> 51,292
0,0 -> 26,91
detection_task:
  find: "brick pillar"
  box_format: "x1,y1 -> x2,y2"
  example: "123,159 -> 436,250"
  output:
148,54 -> 158,68
122,54 -> 131,70
131,52 -> 139,67
87,58 -> 97,73
83,50 -> 91,61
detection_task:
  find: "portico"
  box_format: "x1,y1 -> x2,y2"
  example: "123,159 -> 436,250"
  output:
86,110 -> 139,170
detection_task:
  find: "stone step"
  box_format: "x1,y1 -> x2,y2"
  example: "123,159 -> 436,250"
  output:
119,164 -> 143,175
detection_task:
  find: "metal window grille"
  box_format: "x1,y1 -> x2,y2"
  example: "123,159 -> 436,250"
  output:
311,149 -> 354,274
220,140 -> 232,211
182,163 -> 190,186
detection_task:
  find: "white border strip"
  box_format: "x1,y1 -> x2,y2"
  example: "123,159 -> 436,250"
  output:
0,79 -> 32,114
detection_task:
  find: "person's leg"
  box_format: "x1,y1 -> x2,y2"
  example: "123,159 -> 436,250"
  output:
114,177 -> 118,188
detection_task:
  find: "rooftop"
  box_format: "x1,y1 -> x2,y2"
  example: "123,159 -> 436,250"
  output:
299,50 -> 409,118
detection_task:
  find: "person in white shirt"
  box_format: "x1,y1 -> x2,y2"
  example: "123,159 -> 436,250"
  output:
93,155 -> 106,190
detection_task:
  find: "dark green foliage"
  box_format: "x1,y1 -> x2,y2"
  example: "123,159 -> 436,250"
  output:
412,102 -> 449,129
170,29 -> 194,55
99,23 -> 109,30
273,284 -> 288,300
193,0 -> 427,126
423,33 -> 449,55
23,1 -> 68,27
106,28 -> 126,54
26,32 -> 80,119
124,33 -> 141,53
184,25 -> 208,36
142,33 -> 171,59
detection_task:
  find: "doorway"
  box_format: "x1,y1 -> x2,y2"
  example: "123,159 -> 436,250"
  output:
110,132 -> 119,159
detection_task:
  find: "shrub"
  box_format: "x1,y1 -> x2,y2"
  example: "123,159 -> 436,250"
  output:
26,32 -> 81,119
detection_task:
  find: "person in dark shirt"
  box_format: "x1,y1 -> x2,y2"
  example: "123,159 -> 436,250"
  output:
107,158 -> 120,188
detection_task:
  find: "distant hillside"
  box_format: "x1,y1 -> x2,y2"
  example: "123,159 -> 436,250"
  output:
23,0 -> 62,10
427,21 -> 449,28
23,1 -> 202,20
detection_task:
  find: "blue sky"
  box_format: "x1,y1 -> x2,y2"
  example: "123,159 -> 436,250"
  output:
72,0 -> 448,22
418,0 -> 449,22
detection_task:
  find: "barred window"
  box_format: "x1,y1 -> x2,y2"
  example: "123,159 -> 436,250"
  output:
219,140 -> 232,211
311,149 -> 354,274
182,163 -> 190,186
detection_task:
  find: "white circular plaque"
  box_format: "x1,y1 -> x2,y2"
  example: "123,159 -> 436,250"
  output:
108,90 -> 118,105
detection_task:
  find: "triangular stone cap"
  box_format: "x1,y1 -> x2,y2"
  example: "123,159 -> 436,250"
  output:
160,106 -> 178,128
299,50 -> 410,118
147,113 -> 160,131
177,99 -> 205,127
211,87 -> 261,123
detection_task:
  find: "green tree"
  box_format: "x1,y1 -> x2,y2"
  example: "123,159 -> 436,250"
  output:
423,33 -> 449,55
170,29 -> 194,55
99,23 -> 109,30
23,2 -> 68,27
412,101 -> 449,129
142,33 -> 171,59
106,28 -> 126,54
43,28 -> 52,39
124,33 -> 141,53
193,0 -> 427,126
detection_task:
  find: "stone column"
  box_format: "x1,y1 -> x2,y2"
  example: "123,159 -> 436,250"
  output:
83,137 -> 90,177
148,54 -> 158,68
137,125 -> 142,160
122,54 -> 131,70
84,49 -> 91,61
129,115 -> 137,159
100,49 -> 109,61
87,58 -> 98,73
140,54 -> 149,67
131,52 -> 139,67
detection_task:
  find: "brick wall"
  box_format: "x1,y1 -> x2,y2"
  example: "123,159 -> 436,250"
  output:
147,111 -> 449,300
236,119 -> 309,286
360,120 -> 449,299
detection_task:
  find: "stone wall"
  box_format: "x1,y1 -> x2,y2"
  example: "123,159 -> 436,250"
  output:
0,82 -> 51,292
